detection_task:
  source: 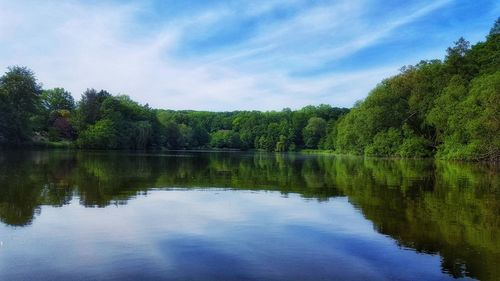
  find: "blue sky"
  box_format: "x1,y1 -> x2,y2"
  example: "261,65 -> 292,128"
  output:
0,0 -> 498,110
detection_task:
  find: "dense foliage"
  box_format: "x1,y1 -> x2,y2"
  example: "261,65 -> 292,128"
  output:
155,105 -> 348,151
335,19 -> 500,161
0,66 -> 41,144
0,18 -> 498,160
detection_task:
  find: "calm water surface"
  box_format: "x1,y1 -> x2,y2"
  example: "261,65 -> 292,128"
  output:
0,150 -> 498,281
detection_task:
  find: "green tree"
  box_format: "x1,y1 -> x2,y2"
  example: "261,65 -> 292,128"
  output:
163,121 -> 182,149
41,88 -> 75,112
439,72 -> 500,160
191,125 -> 210,147
445,37 -> 474,79
0,66 -> 41,144
132,121 -> 153,149
302,117 -> 327,148
489,17 -> 500,36
74,89 -> 111,131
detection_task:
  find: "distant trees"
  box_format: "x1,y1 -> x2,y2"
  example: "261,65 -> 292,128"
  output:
76,94 -> 159,149
155,105 -> 348,152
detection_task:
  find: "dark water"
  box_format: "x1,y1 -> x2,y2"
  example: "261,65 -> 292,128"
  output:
0,150 -> 498,281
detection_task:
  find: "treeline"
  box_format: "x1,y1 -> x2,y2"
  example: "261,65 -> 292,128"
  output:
0,69 -> 348,151
335,18 -> 500,161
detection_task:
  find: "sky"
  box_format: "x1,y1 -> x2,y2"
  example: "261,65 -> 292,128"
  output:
0,0 -> 498,111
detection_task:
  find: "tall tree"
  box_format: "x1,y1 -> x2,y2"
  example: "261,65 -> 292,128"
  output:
489,17 -> 500,36
0,66 -> 41,144
74,89 -> 111,131
302,117 -> 327,149
41,88 -> 75,112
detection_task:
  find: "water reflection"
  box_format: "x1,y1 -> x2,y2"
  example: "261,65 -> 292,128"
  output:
0,150 -> 498,280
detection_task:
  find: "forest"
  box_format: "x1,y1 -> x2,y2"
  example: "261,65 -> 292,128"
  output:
0,18 -> 498,161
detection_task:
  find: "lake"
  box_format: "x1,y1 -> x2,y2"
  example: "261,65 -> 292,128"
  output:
0,150 -> 498,281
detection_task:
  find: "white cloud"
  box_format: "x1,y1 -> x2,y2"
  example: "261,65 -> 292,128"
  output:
0,0 -> 454,110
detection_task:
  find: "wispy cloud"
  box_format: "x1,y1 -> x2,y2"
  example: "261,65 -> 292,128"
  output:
0,0 -> 495,110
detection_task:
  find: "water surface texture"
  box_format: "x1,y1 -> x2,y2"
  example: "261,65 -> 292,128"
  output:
0,151 -> 498,281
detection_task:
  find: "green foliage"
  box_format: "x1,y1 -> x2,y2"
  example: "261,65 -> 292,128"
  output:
302,117 -> 327,148
41,88 -> 75,112
397,136 -> 431,158
365,128 -> 402,157
335,19 -> 500,161
0,66 -> 41,144
210,130 -> 241,149
131,121 -> 153,150
191,125 -> 210,147
426,75 -> 467,138
74,89 -> 111,131
162,121 -> 182,149
75,95 -> 159,149
77,119 -> 118,149
437,72 -> 500,160
155,105 -> 347,152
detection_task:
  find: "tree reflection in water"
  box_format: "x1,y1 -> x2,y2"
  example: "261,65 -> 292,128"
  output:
0,150 -> 498,280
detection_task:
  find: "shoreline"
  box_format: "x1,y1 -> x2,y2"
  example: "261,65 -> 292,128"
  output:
2,143 -> 499,163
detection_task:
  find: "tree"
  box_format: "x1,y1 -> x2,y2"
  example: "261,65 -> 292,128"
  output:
489,17 -> 500,36
132,121 -> 153,150
302,117 -> 327,148
74,89 -> 111,131
445,37 -> 473,78
48,110 -> 76,141
191,125 -> 210,147
163,121 -> 182,149
41,88 -> 75,112
0,66 -> 41,144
